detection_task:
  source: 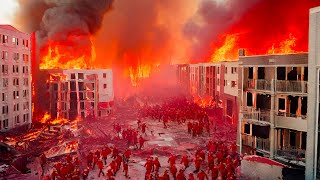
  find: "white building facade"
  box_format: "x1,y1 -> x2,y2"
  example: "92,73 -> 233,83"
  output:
306,6 -> 320,180
0,25 -> 31,131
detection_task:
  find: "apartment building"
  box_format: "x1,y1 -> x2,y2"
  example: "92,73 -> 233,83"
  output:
0,25 -> 31,131
46,69 -> 114,121
238,53 -> 308,168
177,64 -> 190,93
178,61 -> 239,124
218,61 -> 239,123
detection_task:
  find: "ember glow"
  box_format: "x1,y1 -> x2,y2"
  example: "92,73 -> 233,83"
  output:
267,34 -> 298,54
40,112 -> 68,125
211,34 -> 239,62
128,65 -> 152,87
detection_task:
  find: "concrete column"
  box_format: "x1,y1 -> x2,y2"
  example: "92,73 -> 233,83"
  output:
306,7 -> 320,180
269,79 -> 275,159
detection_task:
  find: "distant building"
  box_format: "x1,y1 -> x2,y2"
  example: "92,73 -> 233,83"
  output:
44,69 -> 114,121
0,25 -> 31,131
177,61 -> 239,124
238,53 -> 308,168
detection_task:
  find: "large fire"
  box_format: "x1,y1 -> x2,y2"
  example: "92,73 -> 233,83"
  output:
40,112 -> 68,125
40,38 -> 96,70
267,34 -> 297,54
211,34 -> 238,62
128,65 -> 152,87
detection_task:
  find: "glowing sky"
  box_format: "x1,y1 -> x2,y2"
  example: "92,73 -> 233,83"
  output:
0,0 -> 19,24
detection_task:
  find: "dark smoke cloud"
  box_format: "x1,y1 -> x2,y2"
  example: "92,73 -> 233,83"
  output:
184,0 -> 260,61
16,0 -> 113,67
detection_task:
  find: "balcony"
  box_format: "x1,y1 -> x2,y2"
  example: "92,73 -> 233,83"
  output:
241,107 -> 271,124
256,137 -> 270,152
242,134 -> 270,153
275,80 -> 307,93
246,79 -> 272,91
276,147 -> 306,163
242,133 -> 255,147
275,113 -> 307,132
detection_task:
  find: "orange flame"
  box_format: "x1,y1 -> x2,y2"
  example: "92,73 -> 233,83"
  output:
40,112 -> 69,125
40,38 -> 96,70
128,65 -> 152,87
268,34 -> 297,54
211,34 -> 238,62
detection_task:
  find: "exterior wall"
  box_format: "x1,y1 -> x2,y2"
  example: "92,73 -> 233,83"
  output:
306,6 -> 320,180
177,64 -> 190,93
0,25 -> 31,131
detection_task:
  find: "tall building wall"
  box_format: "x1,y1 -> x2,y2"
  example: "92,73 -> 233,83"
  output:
306,6 -> 320,180
0,25 -> 32,131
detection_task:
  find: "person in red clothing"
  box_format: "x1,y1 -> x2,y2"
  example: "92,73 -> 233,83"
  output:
141,123 -> 147,134
211,166 -> 219,180
101,148 -> 108,164
188,173 -> 195,180
51,170 -> 59,180
170,165 -> 177,179
97,159 -> 104,177
123,161 -> 129,178
124,149 -> 131,163
60,165 -> 68,179
162,170 -> 170,180
144,158 -> 153,174
197,170 -> 208,180
92,155 -> 98,169
207,153 -> 214,173
110,161 -> 117,175
107,168 -> 113,179
95,150 -> 101,159
112,147 -> 119,159
177,169 -> 186,180
139,135 -> 146,149
187,122 -> 192,134
116,154 -> 122,170
73,157 -> 80,168
153,157 -> 161,172
181,155 -> 190,169
87,152 -> 93,167
168,154 -> 176,168
194,156 -> 202,173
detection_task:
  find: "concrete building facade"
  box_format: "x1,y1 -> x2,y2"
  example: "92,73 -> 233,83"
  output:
46,69 -> 114,121
238,53 -> 308,169
306,6 -> 320,180
0,25 -> 32,131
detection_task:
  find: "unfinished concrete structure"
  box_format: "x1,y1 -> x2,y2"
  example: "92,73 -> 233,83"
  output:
45,69 -> 114,121
238,53 -> 308,169
0,25 -> 31,131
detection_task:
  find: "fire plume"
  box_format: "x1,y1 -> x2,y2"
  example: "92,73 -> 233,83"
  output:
128,65 -> 152,87
211,34 -> 238,62
40,38 -> 96,70
267,34 -> 297,54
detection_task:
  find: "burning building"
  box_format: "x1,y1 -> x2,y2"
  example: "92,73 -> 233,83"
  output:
38,69 -> 114,122
0,25 -> 31,131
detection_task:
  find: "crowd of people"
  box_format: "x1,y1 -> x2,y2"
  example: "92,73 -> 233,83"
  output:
142,141 -> 240,180
43,95 -> 240,179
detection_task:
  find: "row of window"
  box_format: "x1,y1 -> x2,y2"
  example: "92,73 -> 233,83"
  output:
2,78 -> 29,88
1,64 -> 29,75
2,102 -> 29,115
14,114 -> 30,125
1,51 -> 29,62
70,73 -> 108,80
217,67 -> 238,74
217,78 -> 237,88
1,34 -> 29,48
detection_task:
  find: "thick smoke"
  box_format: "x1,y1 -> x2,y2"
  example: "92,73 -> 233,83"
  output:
16,0 -> 114,67
184,0 -> 260,62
